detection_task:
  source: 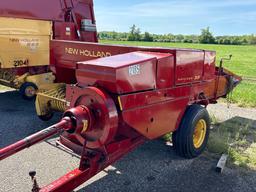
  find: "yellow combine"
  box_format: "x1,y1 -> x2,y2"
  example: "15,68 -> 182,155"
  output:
0,17 -> 55,99
0,0 -> 98,99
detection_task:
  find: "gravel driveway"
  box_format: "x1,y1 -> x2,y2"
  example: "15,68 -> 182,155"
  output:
0,89 -> 255,192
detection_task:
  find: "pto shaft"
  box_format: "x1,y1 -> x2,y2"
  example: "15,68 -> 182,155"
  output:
0,117 -> 72,161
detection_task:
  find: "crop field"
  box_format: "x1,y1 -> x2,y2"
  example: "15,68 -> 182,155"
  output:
101,40 -> 256,108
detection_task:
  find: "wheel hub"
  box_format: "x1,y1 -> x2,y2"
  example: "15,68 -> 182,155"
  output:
193,119 -> 207,149
25,86 -> 36,97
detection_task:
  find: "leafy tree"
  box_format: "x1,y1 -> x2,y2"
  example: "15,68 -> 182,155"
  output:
98,27 -> 255,45
135,28 -> 141,41
175,34 -> 184,42
143,32 -> 153,42
248,34 -> 256,44
241,38 -> 248,45
183,39 -> 193,43
231,37 -> 242,45
217,38 -> 224,44
223,38 -> 231,45
128,24 -> 141,41
199,27 -> 215,44
112,31 -> 118,39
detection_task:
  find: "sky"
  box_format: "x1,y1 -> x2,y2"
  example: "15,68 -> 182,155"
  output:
94,0 -> 256,36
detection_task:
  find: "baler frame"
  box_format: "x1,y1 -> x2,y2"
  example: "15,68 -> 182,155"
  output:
35,40 -> 241,121
0,41 -> 241,192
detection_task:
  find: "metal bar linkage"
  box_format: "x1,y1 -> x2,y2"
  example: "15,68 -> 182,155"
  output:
0,117 -> 72,161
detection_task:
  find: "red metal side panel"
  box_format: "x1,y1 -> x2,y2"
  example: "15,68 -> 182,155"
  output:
203,51 -> 216,80
73,1 -> 94,21
54,22 -> 78,41
122,99 -> 188,140
175,50 -> 205,85
50,41 -> 138,83
49,40 -> 176,84
0,0 -> 98,43
0,0 -> 94,21
50,40 -> 137,65
76,52 -> 159,94
0,0 -> 65,21
120,87 -> 191,139
50,40 -> 213,85
156,54 -> 175,89
72,0 -> 98,42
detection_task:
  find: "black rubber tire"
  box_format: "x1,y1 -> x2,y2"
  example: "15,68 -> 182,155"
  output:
19,82 -> 38,100
172,104 -> 211,159
38,113 -> 54,121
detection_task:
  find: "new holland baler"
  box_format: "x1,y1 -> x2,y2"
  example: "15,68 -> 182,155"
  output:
0,0 -> 97,99
0,40 -> 241,191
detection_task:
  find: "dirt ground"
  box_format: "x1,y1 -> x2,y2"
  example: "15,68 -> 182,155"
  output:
0,89 -> 255,192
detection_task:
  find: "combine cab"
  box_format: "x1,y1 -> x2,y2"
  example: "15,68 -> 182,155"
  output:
0,0 -> 97,99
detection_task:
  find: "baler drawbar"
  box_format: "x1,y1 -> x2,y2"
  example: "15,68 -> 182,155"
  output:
0,104 -> 145,192
0,117 -> 72,161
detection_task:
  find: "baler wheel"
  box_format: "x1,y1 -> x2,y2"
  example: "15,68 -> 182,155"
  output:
19,82 -> 38,100
172,104 -> 210,159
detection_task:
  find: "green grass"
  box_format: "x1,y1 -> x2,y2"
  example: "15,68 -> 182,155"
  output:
231,81 -> 256,108
162,115 -> 256,169
101,40 -> 256,108
207,118 -> 256,170
163,116 -> 256,170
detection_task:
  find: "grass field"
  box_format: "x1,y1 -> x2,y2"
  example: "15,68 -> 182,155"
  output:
101,40 -> 256,108
207,116 -> 256,170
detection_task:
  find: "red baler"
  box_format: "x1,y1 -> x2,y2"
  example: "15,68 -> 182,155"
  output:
0,41 -> 241,191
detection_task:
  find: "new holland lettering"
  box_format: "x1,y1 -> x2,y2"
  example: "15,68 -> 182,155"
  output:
65,47 -> 111,58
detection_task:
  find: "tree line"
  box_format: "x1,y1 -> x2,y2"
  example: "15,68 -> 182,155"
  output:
98,25 -> 256,45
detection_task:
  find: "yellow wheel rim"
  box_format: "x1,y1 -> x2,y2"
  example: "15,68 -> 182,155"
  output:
25,86 -> 36,97
193,119 -> 207,149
